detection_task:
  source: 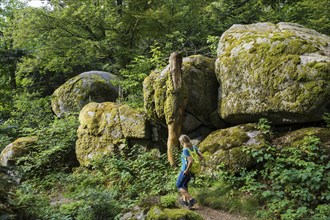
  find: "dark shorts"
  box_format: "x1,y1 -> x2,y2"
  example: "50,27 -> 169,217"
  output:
176,171 -> 191,190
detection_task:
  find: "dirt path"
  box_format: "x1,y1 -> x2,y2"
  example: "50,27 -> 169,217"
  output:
193,205 -> 248,220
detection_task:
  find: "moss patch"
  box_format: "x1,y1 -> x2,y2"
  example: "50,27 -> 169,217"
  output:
199,124 -> 267,173
143,55 -> 218,126
51,71 -> 118,118
76,102 -> 150,167
216,22 -> 330,125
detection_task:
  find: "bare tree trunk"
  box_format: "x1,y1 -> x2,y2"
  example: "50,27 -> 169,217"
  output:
166,52 -> 187,166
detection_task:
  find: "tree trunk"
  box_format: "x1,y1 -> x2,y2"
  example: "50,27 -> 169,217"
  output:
166,52 -> 187,166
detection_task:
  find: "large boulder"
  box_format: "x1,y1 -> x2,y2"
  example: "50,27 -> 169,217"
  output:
76,102 -> 151,166
51,71 -> 119,118
216,22 -> 330,125
143,55 -> 222,131
0,136 -> 38,166
199,124 -> 267,173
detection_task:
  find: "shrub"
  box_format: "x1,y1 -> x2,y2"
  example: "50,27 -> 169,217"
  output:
322,113 -> 330,128
242,135 -> 330,219
160,193 -> 177,208
16,115 -> 79,178
4,92 -> 53,137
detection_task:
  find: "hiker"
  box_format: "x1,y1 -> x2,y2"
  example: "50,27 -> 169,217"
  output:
176,134 -> 204,209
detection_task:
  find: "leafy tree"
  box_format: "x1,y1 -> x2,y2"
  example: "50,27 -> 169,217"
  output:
0,0 -> 26,117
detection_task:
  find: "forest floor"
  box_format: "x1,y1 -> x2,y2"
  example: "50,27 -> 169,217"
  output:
193,205 -> 249,220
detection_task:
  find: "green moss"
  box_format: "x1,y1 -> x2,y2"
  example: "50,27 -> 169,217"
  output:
217,26 -> 328,122
146,206 -> 167,220
276,127 -> 330,150
163,208 -> 203,220
164,70 -> 188,124
307,62 -> 330,74
199,124 -> 256,153
160,193 -> 177,208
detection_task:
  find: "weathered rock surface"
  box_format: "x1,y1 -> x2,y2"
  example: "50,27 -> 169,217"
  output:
199,124 -> 267,173
76,102 -> 150,166
274,127 -> 330,154
0,136 -> 38,166
146,206 -> 203,220
216,22 -> 330,125
143,55 -> 222,131
51,71 -> 119,118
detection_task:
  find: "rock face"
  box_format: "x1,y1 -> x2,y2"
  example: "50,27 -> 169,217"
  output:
199,124 -> 267,173
51,71 -> 119,118
76,102 -> 151,166
143,55 -> 222,133
0,136 -> 38,166
216,22 -> 330,125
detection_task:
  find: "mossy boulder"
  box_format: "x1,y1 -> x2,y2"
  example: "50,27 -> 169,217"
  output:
143,55 -> 221,131
199,124 -> 267,173
76,102 -> 151,166
146,206 -> 203,220
0,136 -> 38,166
216,22 -> 330,125
274,127 -> 330,154
51,71 -> 119,118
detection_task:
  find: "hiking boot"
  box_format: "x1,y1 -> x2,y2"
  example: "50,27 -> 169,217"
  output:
179,198 -> 188,207
188,198 -> 197,209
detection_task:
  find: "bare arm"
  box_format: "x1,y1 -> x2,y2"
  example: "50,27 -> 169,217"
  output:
197,151 -> 204,160
184,156 -> 194,175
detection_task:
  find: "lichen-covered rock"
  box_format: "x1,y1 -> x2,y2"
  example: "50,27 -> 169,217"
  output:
163,208 -> 203,220
0,136 -> 38,166
119,206 -> 148,220
51,71 -> 119,118
146,206 -> 203,220
76,102 -> 150,166
143,55 -> 221,130
274,127 -> 330,154
146,206 -> 167,220
216,22 -> 330,125
199,124 -> 267,173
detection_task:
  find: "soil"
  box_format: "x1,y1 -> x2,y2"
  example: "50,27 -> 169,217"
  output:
193,205 -> 249,220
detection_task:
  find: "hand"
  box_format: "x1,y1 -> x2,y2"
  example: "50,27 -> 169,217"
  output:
183,169 -> 189,175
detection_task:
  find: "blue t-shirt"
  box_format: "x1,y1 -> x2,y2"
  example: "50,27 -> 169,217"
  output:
180,146 -> 199,172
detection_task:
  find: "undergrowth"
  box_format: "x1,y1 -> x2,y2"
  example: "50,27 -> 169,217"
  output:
10,144 -> 177,219
193,118 -> 330,220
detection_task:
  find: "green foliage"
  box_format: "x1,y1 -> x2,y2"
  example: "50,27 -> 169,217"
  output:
11,172 -> 120,220
90,145 -> 178,200
194,181 -> 261,217
160,193 -> 177,208
16,115 -> 79,178
60,188 -> 120,220
257,118 -> 271,135
220,135 -> 330,219
322,113 -> 330,128
0,123 -> 15,152
10,143 -> 178,219
114,44 -> 167,109
4,92 -> 53,137
206,35 -> 220,56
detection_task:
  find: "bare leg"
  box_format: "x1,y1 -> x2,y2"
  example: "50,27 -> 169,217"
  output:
179,188 -> 192,201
